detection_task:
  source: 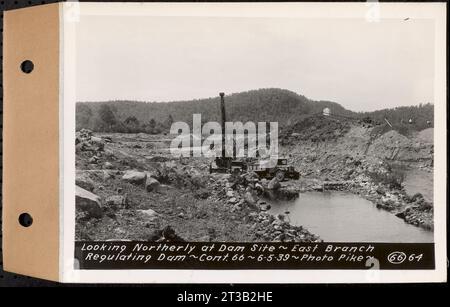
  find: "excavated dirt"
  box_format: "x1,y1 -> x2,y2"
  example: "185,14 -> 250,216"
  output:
75,131 -> 319,242
75,115 -> 434,242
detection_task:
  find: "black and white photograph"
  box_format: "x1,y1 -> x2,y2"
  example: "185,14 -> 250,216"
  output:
75,5 -> 435,243
62,2 -> 446,282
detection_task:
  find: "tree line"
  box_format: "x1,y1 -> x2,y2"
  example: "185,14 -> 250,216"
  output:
357,103 -> 434,133
76,88 -> 434,135
77,103 -> 174,134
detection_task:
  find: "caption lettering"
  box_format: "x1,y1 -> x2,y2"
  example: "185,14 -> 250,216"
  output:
75,242 -> 434,270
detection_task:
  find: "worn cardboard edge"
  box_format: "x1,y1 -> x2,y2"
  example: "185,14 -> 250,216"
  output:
2,3 -> 61,281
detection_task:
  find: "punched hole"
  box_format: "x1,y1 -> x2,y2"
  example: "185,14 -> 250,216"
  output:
20,60 -> 34,73
18,213 -> 33,227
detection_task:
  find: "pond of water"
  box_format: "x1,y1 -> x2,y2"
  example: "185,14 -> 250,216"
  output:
268,191 -> 433,242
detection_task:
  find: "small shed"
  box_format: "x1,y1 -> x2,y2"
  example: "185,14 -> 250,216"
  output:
323,107 -> 331,116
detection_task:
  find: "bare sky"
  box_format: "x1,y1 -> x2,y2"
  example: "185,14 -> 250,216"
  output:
76,16 -> 434,111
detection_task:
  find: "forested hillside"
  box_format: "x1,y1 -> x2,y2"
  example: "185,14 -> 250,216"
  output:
76,88 -> 433,134
357,103 -> 434,132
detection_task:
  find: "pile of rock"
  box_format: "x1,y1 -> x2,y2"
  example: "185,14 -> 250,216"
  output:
75,185 -> 104,220
105,194 -> 128,210
76,129 -> 105,153
76,128 -> 93,141
249,212 -> 321,242
76,169 -> 115,190
281,116 -> 351,144
395,194 -> 433,230
207,171 -> 322,242
263,187 -> 298,201
75,182 -> 130,219
147,226 -> 185,242
211,169 -> 301,215
375,191 -> 403,211
121,169 -> 161,192
348,174 -> 435,230
223,175 -> 262,209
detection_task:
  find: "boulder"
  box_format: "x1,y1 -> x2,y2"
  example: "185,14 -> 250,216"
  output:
88,156 -> 99,164
139,209 -> 158,218
268,177 -> 281,190
226,190 -> 234,198
75,186 -> 103,219
410,193 -> 425,203
103,162 -> 114,169
276,187 -> 299,200
145,177 -> 160,192
376,186 -> 386,195
255,183 -> 264,195
244,191 -> 257,207
122,170 -> 147,185
245,171 -> 260,181
152,166 -> 171,183
90,136 -> 105,151
77,128 -> 93,138
190,174 -> 207,188
147,229 -> 163,241
146,155 -> 169,162
232,202 -> 243,212
161,226 -> 185,242
194,188 -> 210,199
199,235 -> 211,242
395,211 -> 406,219
273,225 -> 283,231
90,136 -> 103,143
76,171 -> 95,192
228,197 -> 238,204
102,136 -> 112,143
102,170 -> 114,180
272,219 -> 284,226
259,204 -> 271,211
145,170 -> 160,180
105,195 -> 127,209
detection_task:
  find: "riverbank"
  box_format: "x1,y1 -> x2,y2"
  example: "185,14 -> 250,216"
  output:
280,173 -> 433,231
267,191 -> 433,242
280,122 -> 434,231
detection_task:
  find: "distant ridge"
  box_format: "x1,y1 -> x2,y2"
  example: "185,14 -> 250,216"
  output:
76,88 -> 433,133
77,88 -> 352,129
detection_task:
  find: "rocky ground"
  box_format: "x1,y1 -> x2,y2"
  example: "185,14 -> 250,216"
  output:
75,129 -> 320,242
75,116 -> 434,242
280,116 -> 434,230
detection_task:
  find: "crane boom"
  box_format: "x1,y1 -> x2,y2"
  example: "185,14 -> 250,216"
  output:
219,92 -> 226,158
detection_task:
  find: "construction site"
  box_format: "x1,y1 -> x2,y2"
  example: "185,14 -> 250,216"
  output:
75,93 -> 434,243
